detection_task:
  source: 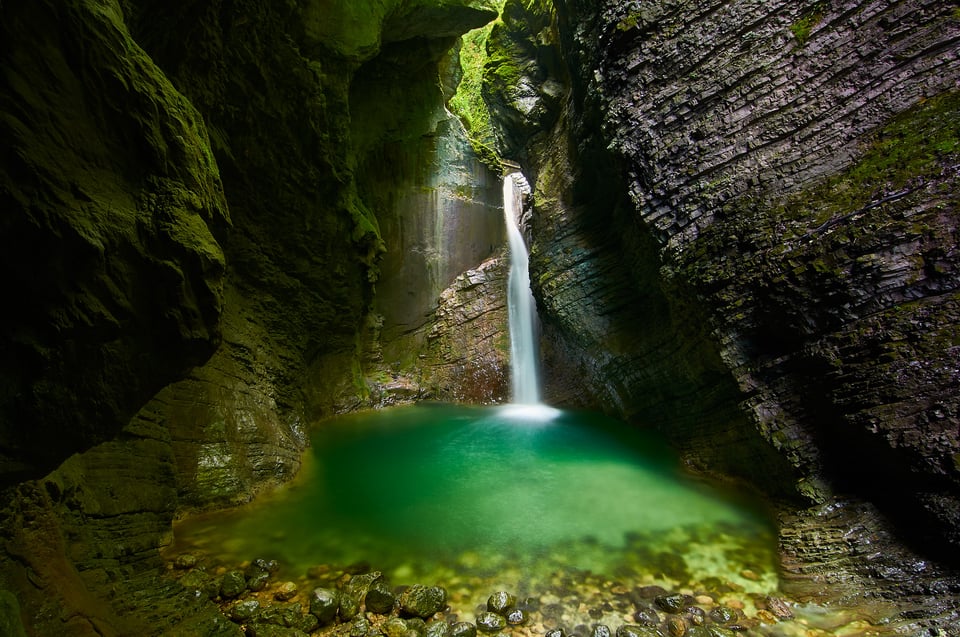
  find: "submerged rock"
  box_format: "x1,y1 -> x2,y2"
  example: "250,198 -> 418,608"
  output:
450,621 -> 478,637
487,591 -> 517,615
665,616 -> 686,637
309,588 -> 341,625
615,625 -> 660,637
708,607 -> 738,625
683,607 -> 705,626
506,608 -> 527,625
220,571 -> 247,599
400,584 -> 447,618
590,623 -> 610,637
365,580 -> 397,614
274,582 -> 299,602
475,611 -> 507,633
426,618 -> 451,637
382,617 -> 414,637
229,599 -> 261,622
632,607 -> 660,627
654,595 -> 694,614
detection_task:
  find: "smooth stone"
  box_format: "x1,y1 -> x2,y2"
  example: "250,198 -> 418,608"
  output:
274,581 -> 298,601
487,591 -> 516,615
450,621 -> 478,637
340,592 -> 362,621
258,602 -> 306,629
220,570 -> 247,599
248,571 -> 271,592
406,617 -> 428,636
654,594 -> 694,614
400,585 -> 447,618
383,618 -> 412,637
708,607 -> 738,625
229,599 -> 261,622
632,607 -> 660,627
666,616 -> 686,637
174,554 -> 198,569
764,596 -> 794,619
616,625 -> 660,637
246,624 -> 309,637
591,624 -> 611,637
506,608 -> 527,626
365,580 -> 396,614
476,611 -> 507,633
352,617 -> 372,637
684,607 -> 705,626
309,587 -> 341,625
426,619 -> 451,637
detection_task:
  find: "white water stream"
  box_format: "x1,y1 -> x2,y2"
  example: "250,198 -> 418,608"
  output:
503,174 -> 542,405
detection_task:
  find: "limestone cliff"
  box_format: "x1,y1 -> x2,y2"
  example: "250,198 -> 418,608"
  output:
0,0 -> 501,632
483,0 -> 960,628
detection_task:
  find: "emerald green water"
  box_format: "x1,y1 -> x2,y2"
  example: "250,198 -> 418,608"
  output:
171,404 -> 778,596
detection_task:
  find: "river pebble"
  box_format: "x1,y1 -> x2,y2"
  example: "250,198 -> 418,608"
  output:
162,548 -> 892,637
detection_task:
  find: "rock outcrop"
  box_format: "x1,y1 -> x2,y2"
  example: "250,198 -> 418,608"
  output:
0,0 -> 501,632
483,0 -> 960,628
0,0 -> 228,487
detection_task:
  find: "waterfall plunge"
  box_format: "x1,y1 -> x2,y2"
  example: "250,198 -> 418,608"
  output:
503,174 -> 542,405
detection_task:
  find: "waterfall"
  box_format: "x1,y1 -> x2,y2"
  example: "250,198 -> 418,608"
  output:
503,173 -> 542,405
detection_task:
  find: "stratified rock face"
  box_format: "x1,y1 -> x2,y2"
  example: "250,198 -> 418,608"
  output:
353,57 -> 505,370
485,0 -> 960,623
360,256 -> 510,408
121,0 -> 501,504
0,0 -> 501,632
486,0 -> 801,494
421,257 -> 511,404
596,0 -> 960,539
0,0 -> 229,485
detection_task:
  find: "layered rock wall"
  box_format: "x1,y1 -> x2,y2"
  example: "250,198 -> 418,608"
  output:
594,0 -> 960,542
0,0 -> 502,632
0,0 -> 228,487
484,0 -> 960,626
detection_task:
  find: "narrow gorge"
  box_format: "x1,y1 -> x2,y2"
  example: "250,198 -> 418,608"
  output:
0,0 -> 958,635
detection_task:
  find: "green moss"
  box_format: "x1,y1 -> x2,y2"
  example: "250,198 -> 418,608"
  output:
449,4 -> 507,168
776,90 -> 960,227
790,4 -> 827,45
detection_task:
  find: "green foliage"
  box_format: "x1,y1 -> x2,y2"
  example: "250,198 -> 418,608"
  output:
616,12 -> 643,32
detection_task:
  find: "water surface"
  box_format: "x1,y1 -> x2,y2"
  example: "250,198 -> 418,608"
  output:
171,404 -> 777,595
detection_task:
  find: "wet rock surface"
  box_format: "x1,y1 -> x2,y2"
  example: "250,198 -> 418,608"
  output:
162,548 -> 932,637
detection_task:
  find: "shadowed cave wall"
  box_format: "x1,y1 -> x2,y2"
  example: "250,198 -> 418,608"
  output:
0,0 -> 503,633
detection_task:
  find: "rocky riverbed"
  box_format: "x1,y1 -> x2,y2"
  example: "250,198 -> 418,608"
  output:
162,541 -> 914,637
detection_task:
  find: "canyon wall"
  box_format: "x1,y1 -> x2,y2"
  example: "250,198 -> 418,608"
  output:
484,0 -> 960,627
0,0 -> 501,632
